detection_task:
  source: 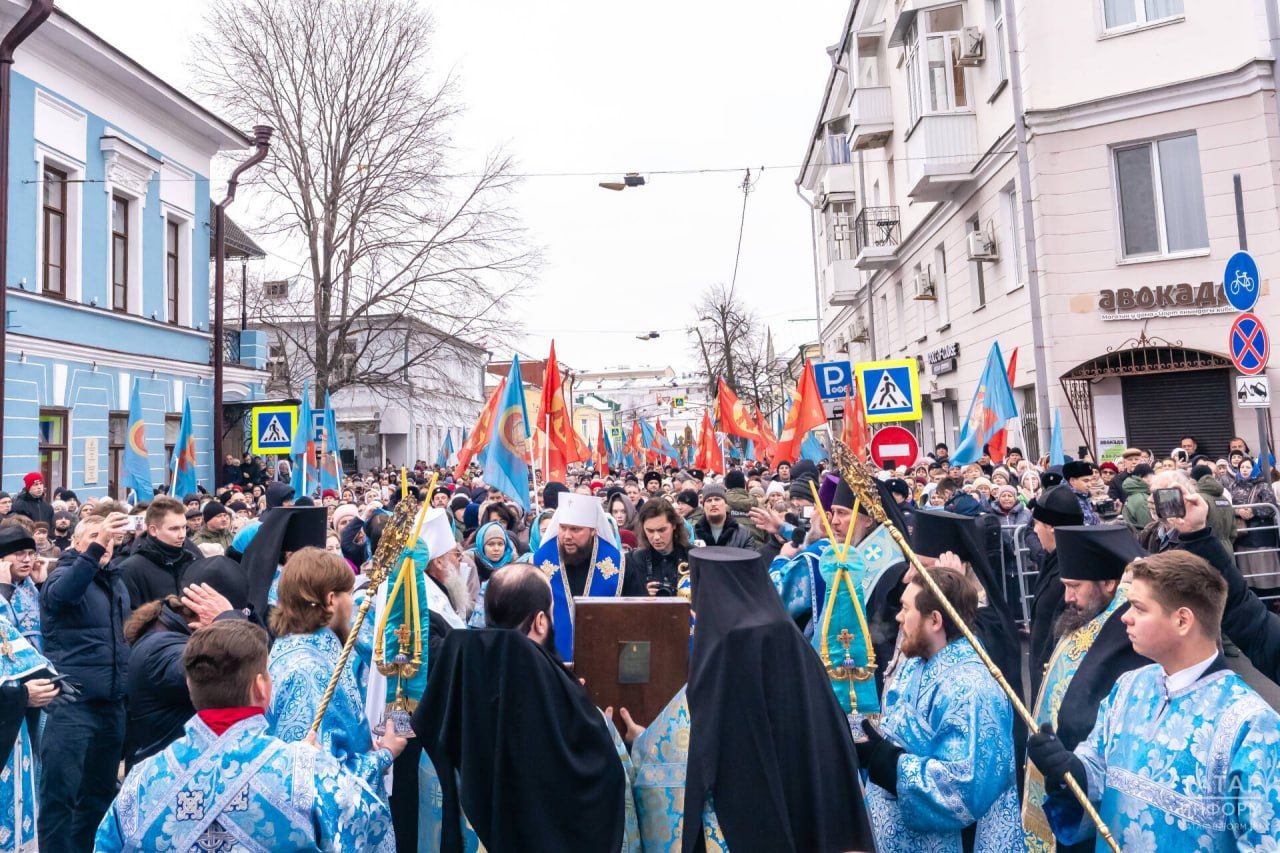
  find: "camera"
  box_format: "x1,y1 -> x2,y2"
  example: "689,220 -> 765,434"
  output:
1093,498 -> 1119,520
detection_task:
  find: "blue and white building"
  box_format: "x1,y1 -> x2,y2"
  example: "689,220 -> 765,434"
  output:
1,3 -> 269,498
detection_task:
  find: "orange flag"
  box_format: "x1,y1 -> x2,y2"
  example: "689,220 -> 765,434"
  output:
987,346 -> 1017,462
841,378 -> 870,460
455,377 -> 505,477
694,408 -> 725,475
716,378 -> 769,446
774,361 -> 828,464
539,342 -> 575,482
594,415 -> 610,477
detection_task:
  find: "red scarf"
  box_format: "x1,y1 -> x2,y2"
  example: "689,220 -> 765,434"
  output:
197,706 -> 265,736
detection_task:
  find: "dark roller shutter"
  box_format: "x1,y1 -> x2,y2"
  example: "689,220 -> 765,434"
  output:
1121,369 -> 1233,458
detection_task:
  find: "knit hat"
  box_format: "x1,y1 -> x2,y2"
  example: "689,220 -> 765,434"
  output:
701,484 -> 728,501
331,503 -> 359,531
22,472 -> 42,490
1099,462 -> 1119,474
723,470 -> 746,490
676,489 -> 699,511
201,501 -> 229,524
182,493 -> 201,505
321,489 -> 338,500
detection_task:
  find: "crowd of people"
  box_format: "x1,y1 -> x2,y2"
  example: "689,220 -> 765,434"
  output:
1,433 -> 1280,851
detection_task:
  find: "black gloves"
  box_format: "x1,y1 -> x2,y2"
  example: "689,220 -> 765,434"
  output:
855,718 -> 904,793
1027,723 -> 1087,794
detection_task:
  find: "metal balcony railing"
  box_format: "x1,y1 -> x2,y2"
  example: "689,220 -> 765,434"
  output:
854,206 -> 901,256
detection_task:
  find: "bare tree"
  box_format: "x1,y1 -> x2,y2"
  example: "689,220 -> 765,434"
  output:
193,0 -> 537,405
688,283 -> 787,412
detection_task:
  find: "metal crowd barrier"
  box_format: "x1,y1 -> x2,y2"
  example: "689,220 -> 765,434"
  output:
1232,502 -> 1280,601
998,522 -> 1036,629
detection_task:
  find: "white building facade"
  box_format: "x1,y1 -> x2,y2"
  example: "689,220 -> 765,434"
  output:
573,365 -> 712,454
800,0 -> 1280,462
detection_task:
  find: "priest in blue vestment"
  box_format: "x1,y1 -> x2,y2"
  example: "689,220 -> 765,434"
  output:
266,548 -> 407,794
95,619 -> 393,852
0,528 -> 43,653
1029,549 -> 1280,851
858,566 -> 1024,851
0,609 -> 61,852
531,492 -> 646,665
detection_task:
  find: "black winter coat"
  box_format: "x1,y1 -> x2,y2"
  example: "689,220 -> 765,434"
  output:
124,605 -> 194,768
11,490 -> 52,525
39,544 -> 131,702
118,535 -> 197,607
692,516 -> 756,550
625,544 -> 690,595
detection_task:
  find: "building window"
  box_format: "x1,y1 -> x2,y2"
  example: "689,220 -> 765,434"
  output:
164,413 -> 182,470
894,280 -> 907,346
42,166 -> 67,298
39,409 -> 68,494
264,280 -> 289,299
878,292 -> 889,355
933,244 -> 951,327
111,195 -> 129,311
1114,133 -> 1208,258
165,219 -> 180,324
969,217 -> 987,308
109,412 -> 126,499
268,343 -> 288,381
825,200 -> 857,261
987,0 -> 1008,85
1003,183 -> 1026,290
1102,0 -> 1182,31
905,6 -> 969,125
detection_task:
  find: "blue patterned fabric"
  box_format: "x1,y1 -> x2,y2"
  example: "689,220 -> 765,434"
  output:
267,628 -> 392,791
867,638 -> 1024,852
0,620 -> 51,852
531,535 -> 624,664
629,686 -> 729,852
93,714 -> 394,852
0,577 -> 42,653
1046,663 -> 1280,850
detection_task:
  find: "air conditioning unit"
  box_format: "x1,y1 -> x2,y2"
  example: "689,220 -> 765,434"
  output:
912,270 -> 936,300
967,229 -> 999,262
851,315 -> 869,342
955,26 -> 985,66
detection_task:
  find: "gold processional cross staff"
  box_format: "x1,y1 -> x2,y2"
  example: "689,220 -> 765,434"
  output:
828,438 -> 1121,853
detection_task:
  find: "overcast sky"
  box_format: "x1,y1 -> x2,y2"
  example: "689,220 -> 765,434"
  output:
59,0 -> 840,373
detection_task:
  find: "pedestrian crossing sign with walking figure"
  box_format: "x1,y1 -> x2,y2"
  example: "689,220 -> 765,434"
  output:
250,405 -> 297,455
855,358 -> 922,423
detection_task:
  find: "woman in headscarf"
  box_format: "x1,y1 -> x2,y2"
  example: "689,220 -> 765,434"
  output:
526,509 -> 556,554
464,522 -> 523,627
1228,456 -> 1280,590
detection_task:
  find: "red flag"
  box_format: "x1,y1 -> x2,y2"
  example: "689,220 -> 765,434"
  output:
716,379 -> 769,446
753,407 -> 778,461
694,409 -> 725,475
987,347 -> 1018,463
842,378 -> 870,460
539,342 -> 576,482
594,415 -> 610,477
455,377 -> 506,477
774,361 -> 828,464
626,421 -> 644,460
571,423 -> 591,465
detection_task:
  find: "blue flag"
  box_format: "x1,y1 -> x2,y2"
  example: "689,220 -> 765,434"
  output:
801,430 -> 828,462
1049,410 -> 1065,465
290,381 -> 317,498
319,390 -> 341,493
123,379 -> 153,501
436,431 -> 455,469
170,396 -> 197,498
951,342 -> 1019,465
477,354 -> 531,511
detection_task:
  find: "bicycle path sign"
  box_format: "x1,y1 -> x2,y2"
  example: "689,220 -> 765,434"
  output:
1224,251 -> 1259,312
1229,312 -> 1269,376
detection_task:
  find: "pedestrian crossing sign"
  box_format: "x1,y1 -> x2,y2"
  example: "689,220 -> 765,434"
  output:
855,358 -> 922,423
250,405 -> 297,455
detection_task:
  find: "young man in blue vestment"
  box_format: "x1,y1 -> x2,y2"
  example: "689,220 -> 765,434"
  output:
1029,549 -> 1280,850
266,548 -> 407,792
95,618 -> 393,852
858,565 -> 1025,852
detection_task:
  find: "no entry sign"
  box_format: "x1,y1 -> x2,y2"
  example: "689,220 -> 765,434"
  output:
1229,312 -> 1269,376
870,426 -> 919,470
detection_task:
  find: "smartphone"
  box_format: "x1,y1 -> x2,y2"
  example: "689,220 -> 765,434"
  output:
1153,487 -> 1186,519
124,515 -> 147,532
